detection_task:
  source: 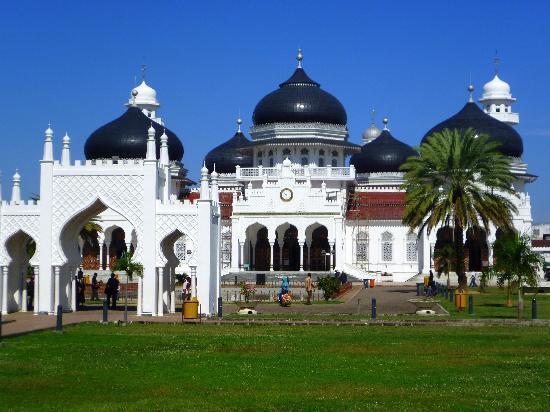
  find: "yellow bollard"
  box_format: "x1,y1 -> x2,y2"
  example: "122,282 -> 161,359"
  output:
454,290 -> 467,310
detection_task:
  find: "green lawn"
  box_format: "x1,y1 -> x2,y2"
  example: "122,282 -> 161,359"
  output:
1,323 -> 550,410
437,288 -> 550,319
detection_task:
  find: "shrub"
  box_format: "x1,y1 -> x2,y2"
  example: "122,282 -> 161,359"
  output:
317,276 -> 341,300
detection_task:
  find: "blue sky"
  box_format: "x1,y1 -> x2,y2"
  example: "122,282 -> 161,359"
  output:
0,1 -> 549,221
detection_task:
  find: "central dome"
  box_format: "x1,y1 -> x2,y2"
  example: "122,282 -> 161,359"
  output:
84,107 -> 184,161
252,62 -> 347,126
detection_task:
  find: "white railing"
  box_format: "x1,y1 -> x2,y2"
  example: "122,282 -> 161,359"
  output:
236,165 -> 355,180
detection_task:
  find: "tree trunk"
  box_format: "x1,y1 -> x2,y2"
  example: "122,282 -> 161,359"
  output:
517,278 -> 524,320
446,272 -> 450,289
454,226 -> 466,290
506,281 -> 512,307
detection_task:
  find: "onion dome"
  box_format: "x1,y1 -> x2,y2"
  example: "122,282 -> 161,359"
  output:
127,80 -> 160,110
204,118 -> 253,173
252,49 -> 347,126
421,90 -> 523,157
480,75 -> 513,101
350,119 -> 417,173
84,106 -> 184,160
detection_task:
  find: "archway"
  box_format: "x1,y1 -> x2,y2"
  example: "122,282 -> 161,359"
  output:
433,226 -> 453,272
281,225 -> 300,271
309,226 -> 330,271
254,227 -> 270,271
465,227 -> 488,271
3,230 -> 36,313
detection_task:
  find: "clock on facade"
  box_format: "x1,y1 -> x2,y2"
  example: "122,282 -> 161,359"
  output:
280,188 -> 293,201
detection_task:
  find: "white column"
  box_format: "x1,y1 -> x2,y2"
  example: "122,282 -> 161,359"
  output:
190,266 -> 197,299
1,266 -> 8,314
105,242 -> 111,270
71,271 -> 77,311
157,267 -> 163,316
329,242 -> 335,270
299,242 -> 305,271
33,267 -> 39,314
269,241 -> 275,271
53,266 -> 60,312
99,242 -> 104,270
239,241 -> 245,271
137,276 -> 143,316
21,274 -> 28,312
170,267 -> 176,313
230,218 -> 239,272
421,229 -> 431,273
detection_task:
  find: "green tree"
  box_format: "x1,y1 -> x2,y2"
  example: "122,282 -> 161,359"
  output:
434,243 -> 455,289
491,233 -> 543,318
401,128 -> 517,289
112,251 -> 144,323
79,217 -> 103,248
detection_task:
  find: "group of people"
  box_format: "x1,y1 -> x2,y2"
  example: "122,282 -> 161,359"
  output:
276,273 -> 316,306
73,269 -> 120,309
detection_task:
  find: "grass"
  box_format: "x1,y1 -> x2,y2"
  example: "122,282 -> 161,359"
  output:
436,288 -> 550,319
1,323 -> 550,410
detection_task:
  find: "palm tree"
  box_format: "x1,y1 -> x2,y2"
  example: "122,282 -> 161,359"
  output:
79,217 -> 103,248
401,128 -> 517,289
434,243 -> 455,289
492,233 -> 543,319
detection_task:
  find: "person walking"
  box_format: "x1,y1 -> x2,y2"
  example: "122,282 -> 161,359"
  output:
105,273 -> 120,309
77,270 -> 86,307
91,273 -> 100,301
27,276 -> 35,310
305,273 -> 314,305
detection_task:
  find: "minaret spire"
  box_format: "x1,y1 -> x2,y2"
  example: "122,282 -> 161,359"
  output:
296,48 -> 303,68
468,84 -> 474,103
494,49 -> 500,75
237,116 -> 242,133
141,64 -> 147,81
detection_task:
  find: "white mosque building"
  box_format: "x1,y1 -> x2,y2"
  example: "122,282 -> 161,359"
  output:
0,51 -> 536,316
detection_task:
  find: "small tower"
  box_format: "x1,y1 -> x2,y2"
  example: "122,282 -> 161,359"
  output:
478,55 -> 519,125
145,123 -> 157,161
11,169 -> 21,204
61,132 -> 71,166
42,123 -> 54,162
159,129 -> 169,166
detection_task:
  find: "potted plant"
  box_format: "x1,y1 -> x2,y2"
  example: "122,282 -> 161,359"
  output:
111,251 -> 143,323
235,282 -> 257,310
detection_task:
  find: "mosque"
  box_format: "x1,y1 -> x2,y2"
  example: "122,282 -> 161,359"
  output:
0,50 -> 536,316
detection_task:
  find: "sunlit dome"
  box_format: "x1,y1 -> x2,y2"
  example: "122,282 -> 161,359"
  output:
127,80 -> 160,109
480,75 -> 513,101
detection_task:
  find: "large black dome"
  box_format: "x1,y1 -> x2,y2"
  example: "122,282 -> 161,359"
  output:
204,130 -> 253,173
252,68 -> 347,125
350,129 -> 417,173
422,102 -> 523,157
84,107 -> 184,161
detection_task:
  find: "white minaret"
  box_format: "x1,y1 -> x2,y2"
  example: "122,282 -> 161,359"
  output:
159,129 -> 169,166
126,65 -> 162,125
11,169 -> 21,204
145,123 -> 157,161
478,55 -> 519,125
42,123 -> 54,162
200,162 -> 210,200
61,132 -> 71,166
210,165 -> 219,203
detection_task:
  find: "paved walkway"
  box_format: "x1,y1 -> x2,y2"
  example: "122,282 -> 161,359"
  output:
0,285 -> 433,337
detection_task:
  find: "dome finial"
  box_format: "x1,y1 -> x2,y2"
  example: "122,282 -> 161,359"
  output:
468,83 -> 474,103
382,117 -> 389,131
141,64 -> 147,81
370,109 -> 376,125
237,116 -> 242,133
296,48 -> 303,68
494,49 -> 500,76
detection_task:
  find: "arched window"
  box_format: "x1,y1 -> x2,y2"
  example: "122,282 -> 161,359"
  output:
318,157 -> 325,167
381,231 -> 393,262
257,151 -> 263,158
331,150 -> 338,157
269,157 -> 274,167
175,237 -> 187,262
301,157 -> 309,166
301,148 -> 309,155
356,227 -> 369,263
406,233 -> 418,261
282,148 -> 291,155
268,150 -> 273,156
331,158 -> 338,167
319,149 -> 325,156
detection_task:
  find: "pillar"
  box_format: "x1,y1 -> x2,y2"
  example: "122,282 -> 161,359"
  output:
99,242 -> 104,270
190,266 -> 197,299
137,276 -> 143,316
299,241 -> 305,271
157,267 -> 163,317
21,274 -> 28,312
105,242 -> 111,270
329,242 -> 335,270
1,266 -> 8,314
53,266 -> 60,312
33,266 -> 39,314
71,271 -> 77,311
239,241 -> 245,271
269,241 -> 275,271
170,267 -> 176,314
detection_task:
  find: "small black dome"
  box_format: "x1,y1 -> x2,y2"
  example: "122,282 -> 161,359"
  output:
422,102 -> 523,157
204,131 -> 253,173
350,130 -> 417,173
84,107 -> 184,161
252,68 -> 347,125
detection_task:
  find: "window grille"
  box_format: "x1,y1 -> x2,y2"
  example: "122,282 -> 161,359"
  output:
381,231 -> 393,262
